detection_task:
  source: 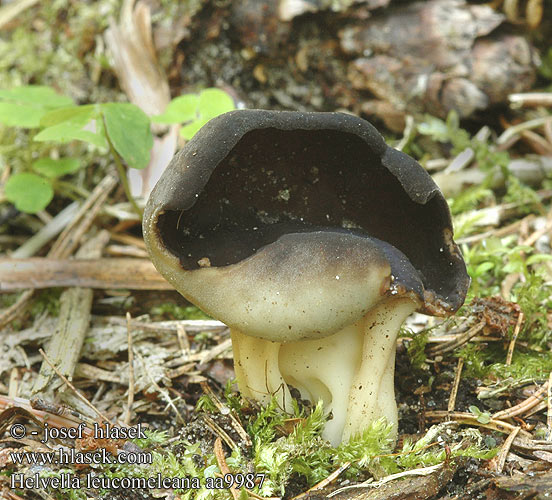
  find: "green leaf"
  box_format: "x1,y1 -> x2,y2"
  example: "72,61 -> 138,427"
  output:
39,104 -> 97,128
469,405 -> 481,416
152,94 -> 199,124
0,103 -> 47,128
198,88 -> 235,119
34,119 -> 107,149
417,115 -> 449,142
102,103 -> 153,169
4,173 -> 54,213
32,158 -> 81,178
180,118 -> 209,140
0,86 -> 74,128
0,86 -> 73,107
474,262 -> 494,276
468,405 -> 490,424
526,254 -> 552,266
34,104 -> 103,146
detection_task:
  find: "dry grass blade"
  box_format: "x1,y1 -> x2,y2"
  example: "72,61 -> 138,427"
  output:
34,230 -> 109,395
498,116 -> 552,145
0,289 -> 34,331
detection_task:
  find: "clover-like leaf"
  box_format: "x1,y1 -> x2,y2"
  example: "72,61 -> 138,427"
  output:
0,86 -> 73,128
152,94 -> 199,124
32,158 -> 81,179
198,88 -> 235,119
102,103 -> 153,170
4,173 -> 54,213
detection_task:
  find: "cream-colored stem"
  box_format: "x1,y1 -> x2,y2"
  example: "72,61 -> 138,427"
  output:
230,328 -> 293,412
342,298 -> 417,443
230,297 -> 417,446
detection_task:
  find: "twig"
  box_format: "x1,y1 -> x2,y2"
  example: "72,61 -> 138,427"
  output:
492,382 -> 549,421
522,219 -> 552,247
509,92 -> 552,107
292,462 -> 351,500
198,338 -> 233,365
0,0 -> 40,29
0,258 -> 171,291
125,312 -> 135,426
495,426 -> 520,473
521,130 -> 552,156
448,358 -> 464,413
498,116 -> 552,145
214,437 -> 240,500
457,214 -> 535,245
38,349 -> 110,423
505,312 -> 524,366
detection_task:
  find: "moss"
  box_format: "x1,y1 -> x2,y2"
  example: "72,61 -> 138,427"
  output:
150,303 -> 211,320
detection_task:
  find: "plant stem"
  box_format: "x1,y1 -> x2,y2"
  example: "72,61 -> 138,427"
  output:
102,117 -> 143,219
54,180 -> 90,200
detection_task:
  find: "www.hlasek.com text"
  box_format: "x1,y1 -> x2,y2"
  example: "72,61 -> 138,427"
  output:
10,447 -> 152,466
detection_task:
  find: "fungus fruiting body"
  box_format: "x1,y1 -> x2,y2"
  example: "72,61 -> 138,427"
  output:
143,110 -> 469,446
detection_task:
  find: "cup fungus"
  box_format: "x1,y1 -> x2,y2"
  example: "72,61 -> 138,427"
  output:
143,110 -> 469,446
